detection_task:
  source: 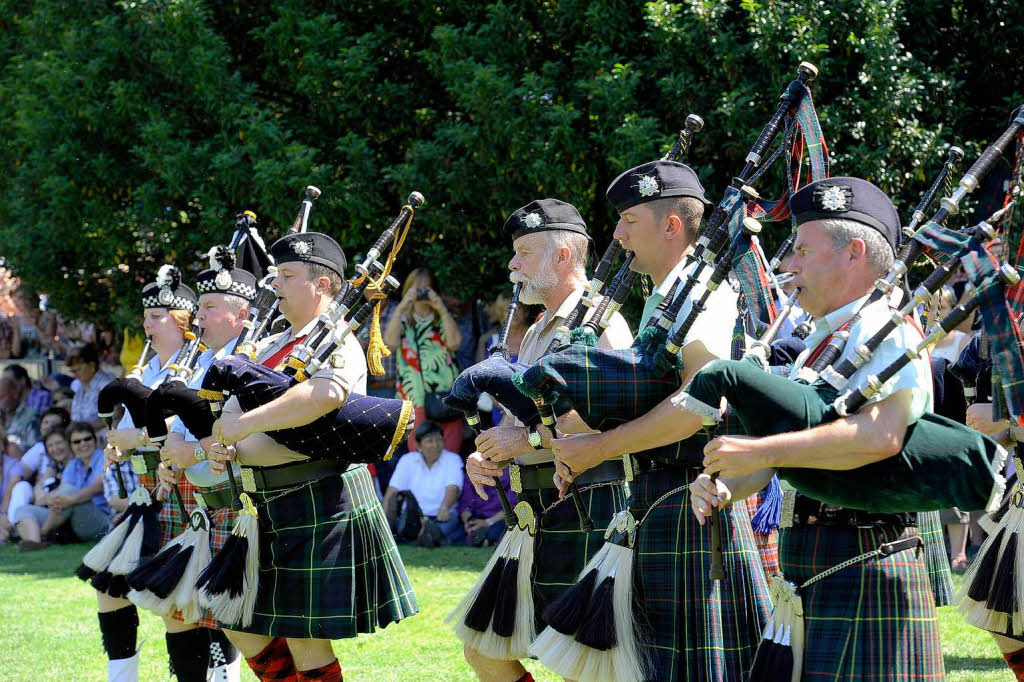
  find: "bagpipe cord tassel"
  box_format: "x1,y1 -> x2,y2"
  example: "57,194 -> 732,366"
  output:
956,486 -> 1024,635
750,577 -> 804,682
530,543 -> 646,682
196,495 -> 260,628
750,474 -> 783,534
128,511 -> 211,623
447,525 -> 536,660
91,487 -> 162,598
366,299 -> 390,377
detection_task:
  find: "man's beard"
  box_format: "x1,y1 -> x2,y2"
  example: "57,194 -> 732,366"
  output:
510,269 -> 557,306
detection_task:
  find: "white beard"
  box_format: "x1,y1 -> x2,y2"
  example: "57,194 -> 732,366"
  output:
511,269 -> 557,305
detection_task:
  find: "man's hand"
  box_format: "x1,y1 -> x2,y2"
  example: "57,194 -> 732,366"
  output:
551,432 -> 612,484
205,443 -> 235,475
465,452 -> 506,499
966,402 -> 1010,437
160,439 -> 200,470
155,463 -> 177,502
689,473 -> 732,525
104,444 -> 123,467
475,426 -> 530,462
212,413 -> 253,446
107,428 -> 142,451
436,507 -> 451,523
703,435 -> 772,479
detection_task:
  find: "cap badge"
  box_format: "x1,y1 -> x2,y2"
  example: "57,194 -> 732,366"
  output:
157,287 -> 173,305
815,184 -> 853,212
523,212 -> 542,229
638,175 -> 659,198
291,240 -> 311,256
214,270 -> 233,290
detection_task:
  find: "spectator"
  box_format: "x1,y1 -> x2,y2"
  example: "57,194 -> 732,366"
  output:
13,423 -> 109,550
66,343 -> 116,429
2,407 -> 69,534
0,426 -> 22,543
459,467 -> 515,547
0,313 -> 15,360
1,364 -> 41,451
383,267 -> 465,453
383,421 -> 464,545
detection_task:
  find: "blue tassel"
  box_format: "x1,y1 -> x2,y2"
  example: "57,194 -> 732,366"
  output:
751,475 -> 782,534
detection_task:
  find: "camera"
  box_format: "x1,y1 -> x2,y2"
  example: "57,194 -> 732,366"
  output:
416,288 -> 431,301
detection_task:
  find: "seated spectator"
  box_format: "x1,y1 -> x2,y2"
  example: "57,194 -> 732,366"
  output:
12,423 -> 109,550
2,407 -> 69,532
66,343 -> 115,430
0,426 -> 22,543
383,268 -> 465,454
1,364 -> 41,451
383,421 -> 464,545
459,467 -> 515,547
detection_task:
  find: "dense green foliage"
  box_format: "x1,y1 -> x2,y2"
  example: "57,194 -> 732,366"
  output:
0,0 -> 1020,328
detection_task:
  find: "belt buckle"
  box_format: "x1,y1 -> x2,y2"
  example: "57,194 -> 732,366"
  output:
240,467 -> 257,493
130,454 -> 147,476
193,491 -> 207,510
622,455 -> 634,483
509,464 -> 522,494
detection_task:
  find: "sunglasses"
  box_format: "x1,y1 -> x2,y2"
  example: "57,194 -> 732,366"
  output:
71,436 -> 95,445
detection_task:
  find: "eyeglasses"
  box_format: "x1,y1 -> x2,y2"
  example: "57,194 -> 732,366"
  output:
71,436 -> 95,445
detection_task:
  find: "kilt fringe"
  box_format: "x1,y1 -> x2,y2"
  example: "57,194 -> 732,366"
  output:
918,509 -> 955,607
448,526 -> 536,660
956,497 -> 1024,635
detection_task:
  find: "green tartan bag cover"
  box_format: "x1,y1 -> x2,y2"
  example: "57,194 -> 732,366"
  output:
676,357 -> 1006,513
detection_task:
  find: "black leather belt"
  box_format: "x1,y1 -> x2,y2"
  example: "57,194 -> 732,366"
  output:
195,486 -> 234,512
793,495 -> 917,529
630,456 -> 698,477
240,460 -> 346,493
512,459 -> 624,492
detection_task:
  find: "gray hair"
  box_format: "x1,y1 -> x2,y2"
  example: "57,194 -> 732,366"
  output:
221,294 -> 250,315
546,230 -> 589,281
820,218 -> 894,277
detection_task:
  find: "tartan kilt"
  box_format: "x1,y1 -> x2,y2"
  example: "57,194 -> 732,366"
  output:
243,464 -> 418,639
742,492 -> 780,577
138,470 -> 194,546
168,480 -> 235,630
631,466 -> 770,682
520,480 -> 627,632
779,523 -> 944,680
917,509 -> 954,607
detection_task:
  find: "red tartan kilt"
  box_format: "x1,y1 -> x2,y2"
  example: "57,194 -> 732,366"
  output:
742,493 -> 780,577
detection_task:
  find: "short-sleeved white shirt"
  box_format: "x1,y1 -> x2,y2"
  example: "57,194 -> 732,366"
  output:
387,449 -> 464,516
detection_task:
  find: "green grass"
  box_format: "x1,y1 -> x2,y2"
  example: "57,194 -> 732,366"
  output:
0,543 -> 1013,681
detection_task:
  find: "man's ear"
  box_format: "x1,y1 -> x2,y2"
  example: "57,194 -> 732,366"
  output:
847,237 -> 867,262
664,213 -> 683,240
554,246 -> 571,271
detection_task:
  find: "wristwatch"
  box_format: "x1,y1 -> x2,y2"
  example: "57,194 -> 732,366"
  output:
528,427 -> 543,450
193,444 -> 207,462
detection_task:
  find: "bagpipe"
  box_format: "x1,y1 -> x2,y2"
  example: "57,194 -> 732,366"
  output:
514,62 -> 828,435
528,63 -> 829,682
673,107 -> 1024,519
192,192 -> 421,627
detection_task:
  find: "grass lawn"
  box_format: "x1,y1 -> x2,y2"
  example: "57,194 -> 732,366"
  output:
0,542 -> 1013,681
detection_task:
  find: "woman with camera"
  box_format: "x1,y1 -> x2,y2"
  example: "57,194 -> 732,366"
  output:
383,267 -> 465,453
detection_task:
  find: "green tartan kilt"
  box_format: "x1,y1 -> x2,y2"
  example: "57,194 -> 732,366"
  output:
521,480 -> 627,631
779,523 -> 944,680
917,509 -> 954,607
631,467 -> 770,682
243,464 -> 418,639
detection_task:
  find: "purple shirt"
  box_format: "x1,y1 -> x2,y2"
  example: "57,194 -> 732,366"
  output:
458,468 -> 516,519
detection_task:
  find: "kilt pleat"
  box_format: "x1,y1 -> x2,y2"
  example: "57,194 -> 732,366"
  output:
779,523 -> 944,680
521,482 -> 627,631
917,509 -> 954,607
245,464 -> 417,639
631,468 -> 770,682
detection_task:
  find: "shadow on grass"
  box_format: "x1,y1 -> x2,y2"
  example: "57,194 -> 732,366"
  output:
0,542 -> 93,580
944,655 -> 1006,672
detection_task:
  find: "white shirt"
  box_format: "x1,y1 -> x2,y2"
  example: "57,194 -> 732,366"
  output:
226,316 -> 368,467
19,442 -> 47,478
388,449 -> 464,516
170,337 -> 242,488
115,352 -> 177,430
791,293 -> 933,423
